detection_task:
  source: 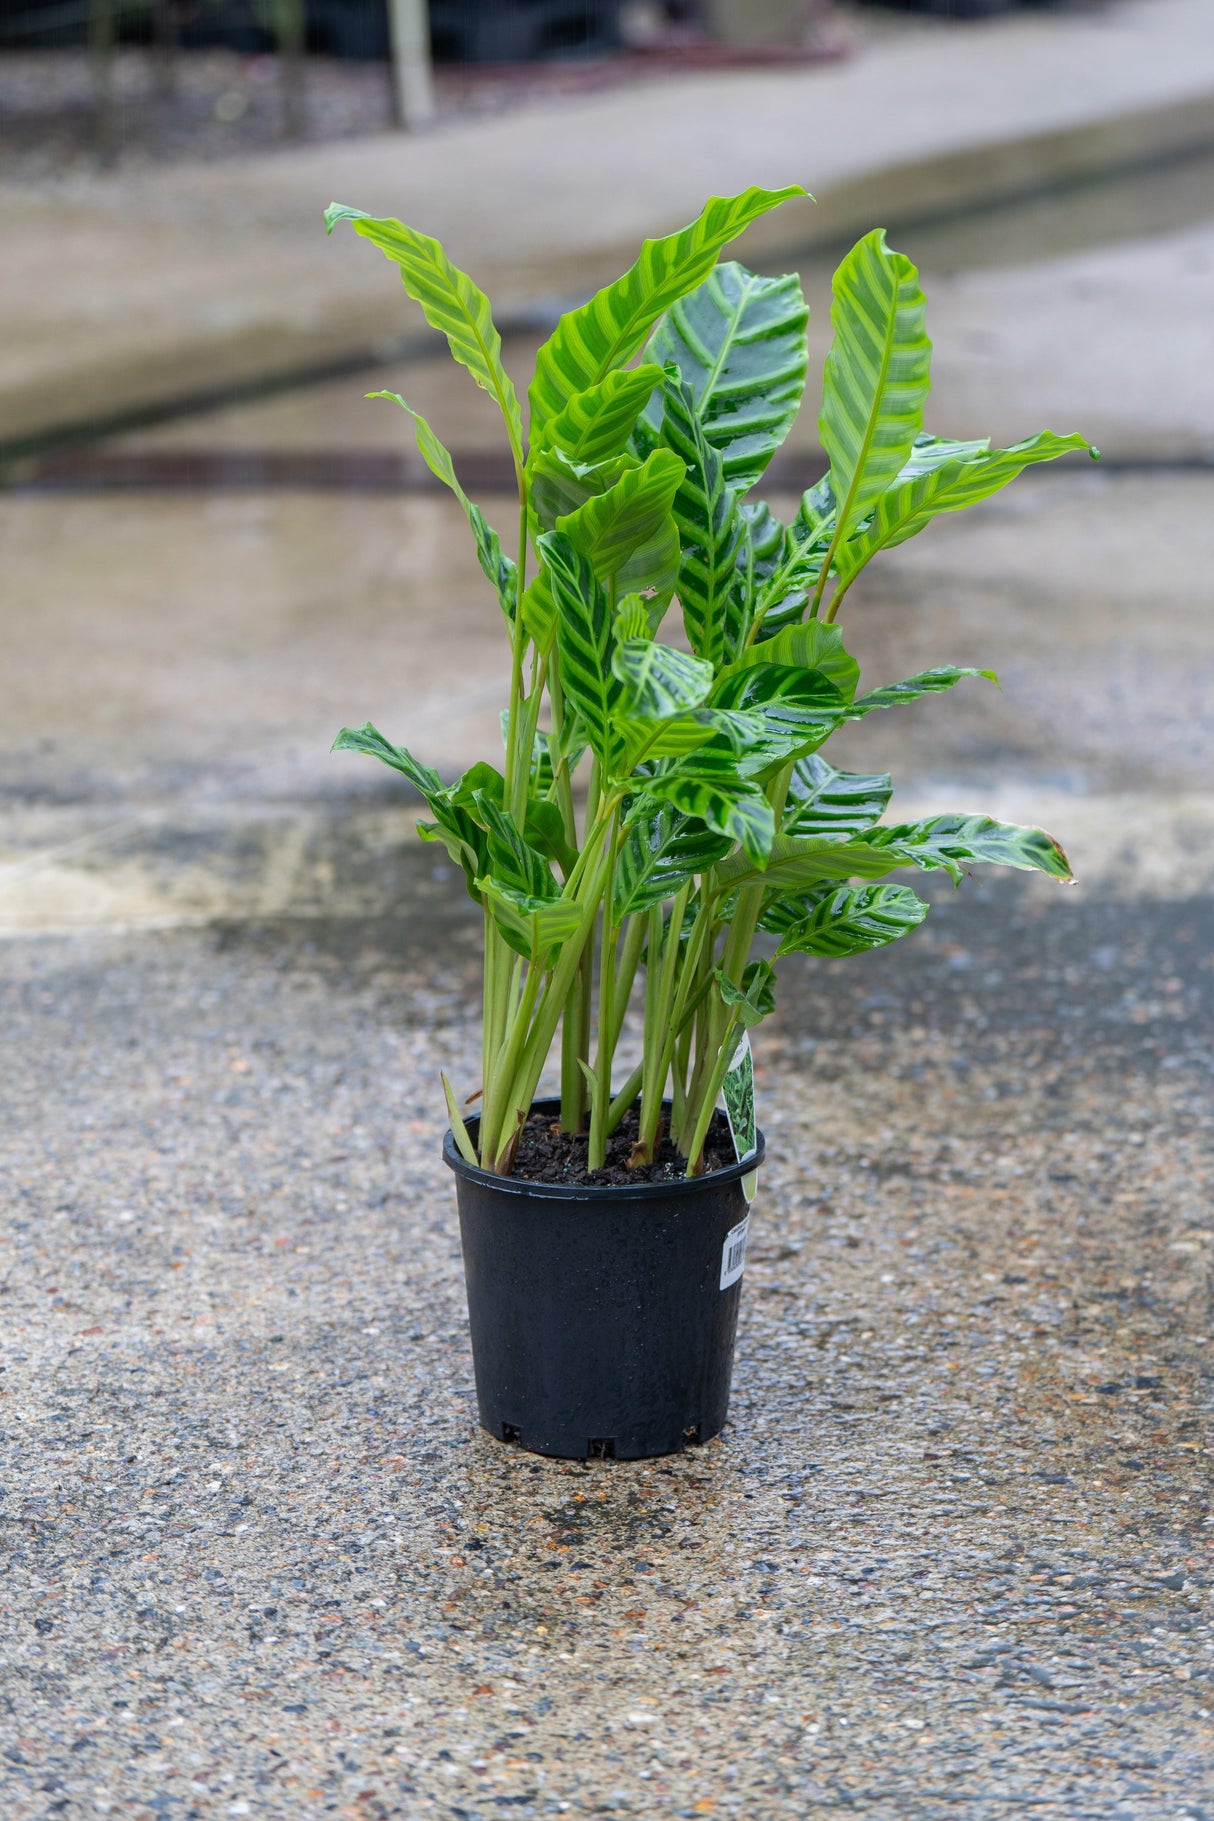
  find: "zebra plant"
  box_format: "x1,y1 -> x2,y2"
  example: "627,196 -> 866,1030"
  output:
327,186 -> 1090,1178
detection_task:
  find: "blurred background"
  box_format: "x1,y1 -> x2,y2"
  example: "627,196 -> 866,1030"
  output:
3,0 -> 1213,943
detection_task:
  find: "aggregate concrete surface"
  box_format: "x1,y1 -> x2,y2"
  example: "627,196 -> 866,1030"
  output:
1,869 -> 1212,1820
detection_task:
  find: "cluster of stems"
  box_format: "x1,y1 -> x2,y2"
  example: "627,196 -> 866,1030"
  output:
472,496 -> 765,1180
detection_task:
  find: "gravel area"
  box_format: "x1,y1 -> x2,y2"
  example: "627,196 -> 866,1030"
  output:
1,859 -> 1211,1818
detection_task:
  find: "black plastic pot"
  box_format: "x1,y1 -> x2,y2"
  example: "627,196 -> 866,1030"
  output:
443,1099 -> 764,1461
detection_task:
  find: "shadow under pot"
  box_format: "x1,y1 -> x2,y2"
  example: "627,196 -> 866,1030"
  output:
443,1098 -> 764,1461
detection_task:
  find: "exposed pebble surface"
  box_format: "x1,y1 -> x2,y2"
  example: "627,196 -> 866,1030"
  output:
1,866 -> 1211,1819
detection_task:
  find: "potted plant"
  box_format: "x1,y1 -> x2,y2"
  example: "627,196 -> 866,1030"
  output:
326,185 -> 1090,1460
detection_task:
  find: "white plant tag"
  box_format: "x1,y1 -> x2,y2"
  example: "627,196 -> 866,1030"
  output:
720,1213 -> 750,1290
722,1029 -> 758,1204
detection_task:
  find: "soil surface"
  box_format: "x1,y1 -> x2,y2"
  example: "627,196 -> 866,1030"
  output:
506,1105 -> 736,1187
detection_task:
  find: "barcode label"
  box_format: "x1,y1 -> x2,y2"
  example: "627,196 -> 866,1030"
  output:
720,1214 -> 750,1290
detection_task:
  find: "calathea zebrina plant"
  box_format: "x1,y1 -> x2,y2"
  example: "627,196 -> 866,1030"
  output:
327,185 -> 1090,1179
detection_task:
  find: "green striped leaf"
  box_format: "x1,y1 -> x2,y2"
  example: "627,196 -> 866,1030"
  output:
474,793 -> 568,899
556,448 -> 686,586
861,814 -> 1073,884
718,809 -> 1072,894
520,568 -> 557,652
819,230 -> 931,555
613,804 -> 732,919
715,832 -> 909,893
545,365 -> 666,465
781,754 -> 892,838
530,448 -> 635,532
640,262 -> 809,489
749,477 -> 837,637
478,877 -> 582,963
528,185 -> 806,439
712,664 -> 849,774
332,721 -> 443,798
661,375 -> 745,668
766,883 -> 929,957
333,723 -> 491,901
326,204 -> 523,464
538,531 -> 627,775
715,959 -> 776,1028
724,619 -> 860,703
848,666 -> 996,716
643,743 -> 775,866
370,392 -> 516,622
835,430 -> 1094,589
611,639 -> 714,722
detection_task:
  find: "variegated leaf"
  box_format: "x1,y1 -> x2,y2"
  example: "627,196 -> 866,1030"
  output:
661,374 -> 745,668
640,262 -> 809,488
528,186 -> 806,439
848,666 -> 997,716
368,392 -> 517,622
819,230 -> 931,554
556,448 -> 686,586
765,883 -> 929,957
613,804 -> 732,919
543,365 -> 666,465
326,204 -> 523,463
781,754 -> 892,838
611,639 -> 714,722
537,531 -> 627,774
835,430 -> 1093,590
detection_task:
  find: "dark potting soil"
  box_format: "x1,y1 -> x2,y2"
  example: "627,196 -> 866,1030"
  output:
506,1105 -> 736,1188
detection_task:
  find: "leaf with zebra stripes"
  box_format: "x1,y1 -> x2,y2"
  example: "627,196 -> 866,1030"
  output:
479,877 -> 582,963
717,812 -> 1073,892
326,205 -> 523,466
613,804 -> 732,919
661,375 -> 746,668
639,262 -> 809,489
818,230 -> 931,568
537,531 -> 628,775
781,754 -> 893,838
764,883 -> 929,957
528,186 -> 806,441
721,619 -> 860,704
859,814 -> 1074,884
332,723 -> 490,901
642,741 -> 775,866
712,663 -> 850,776
543,365 -> 666,465
556,448 -> 686,588
611,639 -> 714,723
370,391 -> 517,623
834,429 -> 1093,591
847,666 -> 997,716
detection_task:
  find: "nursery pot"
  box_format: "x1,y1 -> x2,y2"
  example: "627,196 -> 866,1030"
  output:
443,1099 -> 765,1461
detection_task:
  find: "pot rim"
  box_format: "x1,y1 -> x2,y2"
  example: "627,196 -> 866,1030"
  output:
443,1095 -> 765,1202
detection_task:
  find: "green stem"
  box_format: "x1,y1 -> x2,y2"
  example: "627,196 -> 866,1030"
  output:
559,949 -> 591,1133
588,808 -> 622,1171
606,1060 -> 645,1135
490,819 -> 616,1167
481,957 -> 543,1173
683,1016 -> 741,1177
608,913 -> 646,1062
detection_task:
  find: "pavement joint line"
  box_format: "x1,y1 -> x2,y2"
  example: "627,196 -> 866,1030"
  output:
0,812 -> 147,879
